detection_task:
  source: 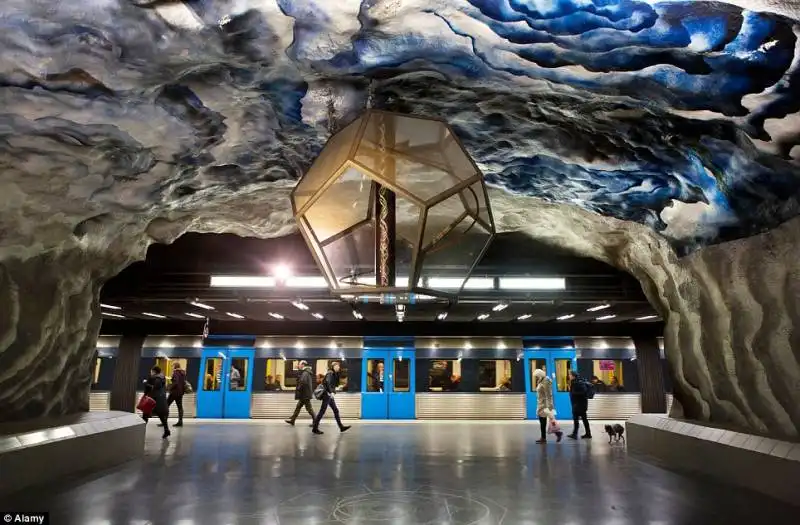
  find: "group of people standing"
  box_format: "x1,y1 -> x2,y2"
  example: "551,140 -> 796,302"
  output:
534,369 -> 592,443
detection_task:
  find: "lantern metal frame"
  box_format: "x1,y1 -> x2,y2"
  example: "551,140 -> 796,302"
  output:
290,109 -> 496,300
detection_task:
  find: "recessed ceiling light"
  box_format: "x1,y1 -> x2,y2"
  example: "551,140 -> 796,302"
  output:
102,312 -> 125,318
587,304 -> 610,312
635,315 -> 658,320
291,300 -> 309,311
492,303 -> 508,312
352,310 -> 363,320
596,314 -> 616,320
100,303 -> 121,310
556,314 -> 575,320
190,301 -> 215,310
436,312 -> 448,320
142,312 -> 166,319
185,312 -> 205,319
226,312 -> 245,319
268,312 -> 284,320
516,314 -> 532,320
477,313 -> 490,320
311,312 -> 324,320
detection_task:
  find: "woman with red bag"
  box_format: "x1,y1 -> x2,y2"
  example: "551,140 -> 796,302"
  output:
141,366 -> 171,439
534,368 -> 563,444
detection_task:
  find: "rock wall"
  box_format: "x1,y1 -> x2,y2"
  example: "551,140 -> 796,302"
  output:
0,187 -> 798,438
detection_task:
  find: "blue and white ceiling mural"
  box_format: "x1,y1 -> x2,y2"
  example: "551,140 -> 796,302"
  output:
1,0 -> 799,255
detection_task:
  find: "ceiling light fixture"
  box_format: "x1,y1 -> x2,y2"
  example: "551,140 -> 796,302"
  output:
311,312 -> 324,320
477,313 -> 490,320
285,276 -> 327,288
587,304 -> 610,312
273,264 -> 292,280
498,277 -> 566,290
141,312 -> 166,319
436,312 -> 448,321
492,303 -> 508,312
185,312 -> 205,319
190,301 -> 214,311
226,312 -> 245,319
291,300 -> 309,311
209,275 -> 276,288
426,277 -> 494,290
268,312 -> 284,320
516,314 -> 532,320
100,303 -> 121,310
352,310 -> 364,320
636,315 -> 658,320
596,314 -> 616,320
556,314 -> 575,320
102,312 -> 125,318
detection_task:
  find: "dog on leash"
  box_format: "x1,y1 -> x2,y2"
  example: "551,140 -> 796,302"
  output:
604,424 -> 625,444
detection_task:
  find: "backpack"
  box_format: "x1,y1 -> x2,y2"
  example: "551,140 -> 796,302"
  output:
584,380 -> 595,399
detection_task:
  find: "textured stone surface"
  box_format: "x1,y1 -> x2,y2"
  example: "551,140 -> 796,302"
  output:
0,1 -> 799,438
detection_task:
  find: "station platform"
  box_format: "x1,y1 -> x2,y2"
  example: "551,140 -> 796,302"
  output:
1,420 -> 796,524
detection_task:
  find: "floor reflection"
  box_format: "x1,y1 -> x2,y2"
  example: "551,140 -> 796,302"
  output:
1,421 -> 796,524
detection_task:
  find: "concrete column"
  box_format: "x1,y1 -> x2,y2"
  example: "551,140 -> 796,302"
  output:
633,336 -> 667,413
110,334 -> 145,412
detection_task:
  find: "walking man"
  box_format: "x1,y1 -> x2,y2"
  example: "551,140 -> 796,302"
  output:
311,361 -> 351,435
166,362 -> 187,427
285,360 -> 316,426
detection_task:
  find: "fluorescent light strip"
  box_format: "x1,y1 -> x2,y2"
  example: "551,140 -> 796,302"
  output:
426,277 -> 494,290
492,303 -> 508,312
311,313 -> 324,320
102,312 -> 125,318
100,303 -> 121,310
226,312 -> 245,319
268,312 -> 284,320
185,312 -> 205,319
141,312 -> 166,319
436,312 -> 448,320
636,315 -> 658,320
189,301 -> 214,310
596,314 -> 616,320
210,275 -> 276,288
517,314 -> 532,320
556,314 -> 575,320
498,277 -> 566,290
477,313 -> 490,320
291,301 -> 309,311
285,276 -> 327,288
587,304 -> 610,312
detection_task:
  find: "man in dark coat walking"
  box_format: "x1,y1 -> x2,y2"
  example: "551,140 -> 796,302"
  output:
567,370 -> 592,439
143,366 -> 171,439
285,360 -> 316,425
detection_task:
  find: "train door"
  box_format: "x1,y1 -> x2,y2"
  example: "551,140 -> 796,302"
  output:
361,348 -> 415,419
196,347 -> 255,418
524,349 -> 576,420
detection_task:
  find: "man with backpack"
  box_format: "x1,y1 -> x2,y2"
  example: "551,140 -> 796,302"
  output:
567,370 -> 593,439
285,360 -> 316,426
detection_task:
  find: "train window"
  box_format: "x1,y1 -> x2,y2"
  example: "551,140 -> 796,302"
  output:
555,359 -> 572,392
529,359 -> 547,391
479,360 -> 512,391
203,358 -> 222,391
93,358 -> 102,386
393,358 -> 410,392
427,360 -> 461,391
317,359 -> 348,390
591,360 -> 626,392
229,358 -> 248,391
366,359 -> 385,392
264,359 -> 293,391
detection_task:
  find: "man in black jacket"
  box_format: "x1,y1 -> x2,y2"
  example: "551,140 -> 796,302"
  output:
311,361 -> 351,435
285,361 -> 316,426
567,370 -> 592,439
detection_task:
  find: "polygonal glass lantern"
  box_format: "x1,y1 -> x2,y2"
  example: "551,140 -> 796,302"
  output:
291,109 -> 495,298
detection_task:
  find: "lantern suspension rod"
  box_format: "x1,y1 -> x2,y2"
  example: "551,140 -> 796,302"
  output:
375,111 -> 396,288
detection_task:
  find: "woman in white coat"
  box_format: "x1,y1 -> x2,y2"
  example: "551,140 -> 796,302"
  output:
534,368 -> 562,443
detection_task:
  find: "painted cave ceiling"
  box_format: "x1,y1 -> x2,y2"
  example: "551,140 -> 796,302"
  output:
1,0 -> 799,256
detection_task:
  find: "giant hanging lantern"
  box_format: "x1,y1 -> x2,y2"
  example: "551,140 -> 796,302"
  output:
290,110 -> 495,300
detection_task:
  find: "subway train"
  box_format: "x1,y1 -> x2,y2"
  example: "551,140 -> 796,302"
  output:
91,335 -> 674,420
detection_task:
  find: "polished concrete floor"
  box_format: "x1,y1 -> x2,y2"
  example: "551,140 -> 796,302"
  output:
2,420 -> 797,524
